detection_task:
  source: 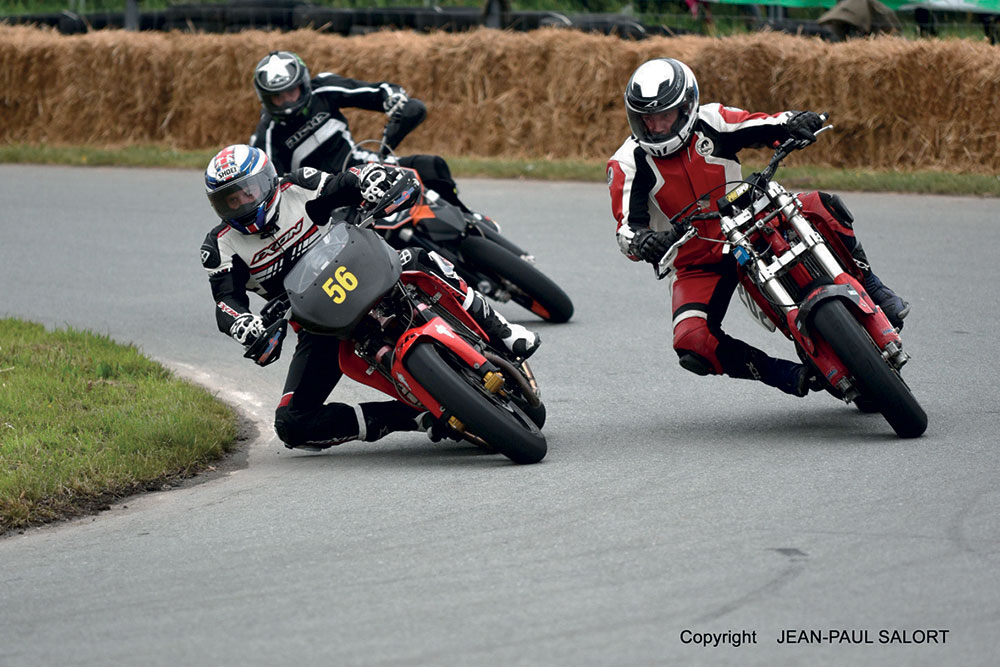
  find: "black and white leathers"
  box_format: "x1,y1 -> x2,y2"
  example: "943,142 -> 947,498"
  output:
199,167 -> 362,336
249,73 -> 415,175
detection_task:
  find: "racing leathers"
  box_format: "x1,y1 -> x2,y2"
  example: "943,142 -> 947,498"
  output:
200,167 -> 537,450
608,103 -> 903,396
249,72 -> 472,214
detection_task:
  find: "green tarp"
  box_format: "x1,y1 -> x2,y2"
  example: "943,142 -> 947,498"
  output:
707,0 -> 1000,11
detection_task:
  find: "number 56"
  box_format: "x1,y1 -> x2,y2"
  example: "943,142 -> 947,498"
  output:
322,266 -> 359,303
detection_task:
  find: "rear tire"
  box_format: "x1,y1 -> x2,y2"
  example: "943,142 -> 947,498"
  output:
810,300 -> 927,438
460,235 -> 574,323
405,342 -> 547,464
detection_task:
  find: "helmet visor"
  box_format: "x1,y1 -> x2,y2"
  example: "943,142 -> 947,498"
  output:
207,171 -> 276,224
268,85 -> 305,114
627,98 -> 696,146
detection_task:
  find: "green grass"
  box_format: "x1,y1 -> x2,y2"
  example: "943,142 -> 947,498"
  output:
3,142 -> 998,196
0,318 -> 239,534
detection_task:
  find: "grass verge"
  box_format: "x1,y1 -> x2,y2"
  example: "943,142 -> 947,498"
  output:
0,318 -> 239,536
2,143 -> 999,197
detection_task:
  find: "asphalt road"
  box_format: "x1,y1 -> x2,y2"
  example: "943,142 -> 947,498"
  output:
1,164 -> 998,666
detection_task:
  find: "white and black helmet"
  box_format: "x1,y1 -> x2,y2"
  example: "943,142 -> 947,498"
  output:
624,58 -> 700,157
253,50 -> 312,118
205,145 -> 281,235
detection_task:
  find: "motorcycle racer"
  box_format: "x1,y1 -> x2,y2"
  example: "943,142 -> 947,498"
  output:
608,58 -> 909,397
200,144 -> 539,450
249,50 -> 491,225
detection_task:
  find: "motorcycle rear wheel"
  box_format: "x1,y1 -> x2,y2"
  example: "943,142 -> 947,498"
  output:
460,236 -> 574,323
810,300 -> 927,438
405,342 -> 548,464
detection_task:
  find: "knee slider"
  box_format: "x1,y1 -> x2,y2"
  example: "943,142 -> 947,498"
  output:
673,317 -> 723,375
274,405 -> 305,447
677,351 -> 714,376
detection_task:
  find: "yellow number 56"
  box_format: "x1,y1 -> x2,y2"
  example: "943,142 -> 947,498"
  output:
322,266 -> 359,303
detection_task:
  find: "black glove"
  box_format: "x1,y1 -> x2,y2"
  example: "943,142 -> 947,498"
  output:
786,111 -> 824,143
382,88 -> 410,120
631,227 -> 681,264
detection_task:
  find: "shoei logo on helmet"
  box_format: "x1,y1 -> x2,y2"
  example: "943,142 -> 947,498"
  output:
259,53 -> 296,87
213,147 -> 241,181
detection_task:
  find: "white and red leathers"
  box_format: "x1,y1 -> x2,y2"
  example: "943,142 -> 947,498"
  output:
608,103 -> 856,386
609,103 -> 799,268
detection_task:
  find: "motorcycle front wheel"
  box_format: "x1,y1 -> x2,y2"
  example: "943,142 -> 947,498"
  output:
810,300 -> 927,438
404,342 -> 548,464
460,236 -> 574,323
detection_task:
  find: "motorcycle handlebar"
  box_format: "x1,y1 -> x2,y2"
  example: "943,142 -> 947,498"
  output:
760,113 -> 833,182
260,293 -> 291,327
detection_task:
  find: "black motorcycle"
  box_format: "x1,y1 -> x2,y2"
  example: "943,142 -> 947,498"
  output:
348,139 -> 575,323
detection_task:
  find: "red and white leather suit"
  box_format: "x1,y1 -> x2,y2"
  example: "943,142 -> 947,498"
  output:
608,103 -> 854,377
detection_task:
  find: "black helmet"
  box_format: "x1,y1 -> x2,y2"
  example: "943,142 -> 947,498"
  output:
624,58 -> 700,157
253,51 -> 312,119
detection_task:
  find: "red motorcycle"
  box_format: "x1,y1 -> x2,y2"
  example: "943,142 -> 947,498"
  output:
248,172 -> 547,464
655,122 -> 927,438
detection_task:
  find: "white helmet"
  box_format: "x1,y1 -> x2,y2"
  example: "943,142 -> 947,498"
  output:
205,145 -> 280,235
624,58 -> 700,158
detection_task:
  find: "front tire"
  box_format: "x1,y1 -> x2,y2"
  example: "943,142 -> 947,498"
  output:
810,300 -> 927,438
405,342 -> 547,464
460,236 -> 574,323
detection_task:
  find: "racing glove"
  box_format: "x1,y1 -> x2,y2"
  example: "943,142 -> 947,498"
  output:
382,88 -> 410,120
354,163 -> 394,204
631,227 -> 681,264
786,111 -> 824,143
229,313 -> 265,347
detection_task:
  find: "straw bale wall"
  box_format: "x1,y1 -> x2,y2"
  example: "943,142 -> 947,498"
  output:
2,24 -> 999,172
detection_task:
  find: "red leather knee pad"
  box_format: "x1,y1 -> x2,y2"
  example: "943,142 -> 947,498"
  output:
673,317 -> 723,375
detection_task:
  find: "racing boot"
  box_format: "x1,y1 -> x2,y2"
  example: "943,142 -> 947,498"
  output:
851,243 -> 910,330
414,411 -> 462,443
464,290 -> 540,360
716,337 -> 818,398
754,358 -> 821,398
863,272 -> 910,330
360,401 -> 423,442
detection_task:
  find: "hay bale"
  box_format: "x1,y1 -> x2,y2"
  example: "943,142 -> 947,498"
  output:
2,25 -> 999,171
